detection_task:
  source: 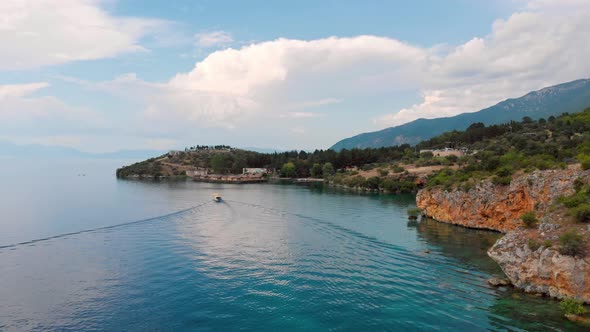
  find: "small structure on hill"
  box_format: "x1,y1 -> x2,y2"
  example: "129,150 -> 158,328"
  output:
420,148 -> 467,158
242,168 -> 270,175
186,168 -> 209,177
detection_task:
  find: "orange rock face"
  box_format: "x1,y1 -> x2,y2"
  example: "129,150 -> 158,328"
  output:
417,166 -> 590,302
416,167 -> 585,233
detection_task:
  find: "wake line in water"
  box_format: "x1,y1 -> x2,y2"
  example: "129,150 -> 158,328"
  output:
224,200 -> 421,258
0,201 -> 211,250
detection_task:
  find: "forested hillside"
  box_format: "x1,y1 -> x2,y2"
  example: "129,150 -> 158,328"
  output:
331,79 -> 590,150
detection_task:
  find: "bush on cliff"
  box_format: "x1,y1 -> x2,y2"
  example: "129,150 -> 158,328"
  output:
558,230 -> 585,256
527,239 -> 541,251
521,211 -> 538,228
578,154 -> 590,170
560,298 -> 587,316
573,204 -> 590,223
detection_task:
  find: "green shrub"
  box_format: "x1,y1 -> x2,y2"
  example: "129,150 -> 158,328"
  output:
496,166 -> 513,177
361,164 -> 374,171
560,298 -> 587,315
559,231 -> 585,256
378,169 -> 389,176
365,176 -> 382,190
492,175 -> 512,186
578,154 -> 590,170
573,204 -> 590,223
574,177 -> 585,192
543,239 -> 552,248
527,239 -> 541,251
521,211 -> 538,228
407,208 -> 421,217
559,192 -> 587,208
391,165 -> 405,173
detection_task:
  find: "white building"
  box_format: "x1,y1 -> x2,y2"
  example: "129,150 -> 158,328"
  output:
186,168 -> 209,177
242,168 -> 269,175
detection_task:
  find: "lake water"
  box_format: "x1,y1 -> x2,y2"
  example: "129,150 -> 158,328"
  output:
0,159 -> 583,331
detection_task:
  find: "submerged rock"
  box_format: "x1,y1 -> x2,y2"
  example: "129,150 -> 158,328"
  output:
565,314 -> 590,326
487,277 -> 511,287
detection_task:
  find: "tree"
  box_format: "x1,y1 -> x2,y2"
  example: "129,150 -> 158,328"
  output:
311,163 -> 323,178
211,154 -> 230,174
322,162 -> 335,178
281,162 -> 297,178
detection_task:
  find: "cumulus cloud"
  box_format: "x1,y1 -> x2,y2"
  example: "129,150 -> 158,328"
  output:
195,31 -> 234,47
378,0 -> 590,127
141,0 -> 590,133
0,0 -> 163,70
8,0 -> 590,151
0,82 -> 49,99
0,82 -> 103,135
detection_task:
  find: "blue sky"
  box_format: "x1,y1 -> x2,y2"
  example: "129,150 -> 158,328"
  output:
1,0 -> 589,152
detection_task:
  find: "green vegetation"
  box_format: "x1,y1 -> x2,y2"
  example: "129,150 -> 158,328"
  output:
331,79 -> 590,150
527,239 -> 541,251
424,108 -> 590,190
281,162 -> 296,178
407,208 -> 421,220
521,211 -> 538,228
118,108 -> 590,194
559,230 -> 585,256
559,180 -> 590,222
560,298 -> 587,316
322,162 -> 335,178
310,163 -> 323,178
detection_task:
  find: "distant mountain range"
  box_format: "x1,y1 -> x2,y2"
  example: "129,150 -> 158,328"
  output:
0,141 -> 165,160
331,79 -> 590,150
0,142 -> 286,160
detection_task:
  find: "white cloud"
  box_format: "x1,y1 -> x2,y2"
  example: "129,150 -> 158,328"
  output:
377,0 -> 590,127
195,31 -> 234,47
0,82 -> 104,135
0,0 -> 163,70
0,82 -> 49,99
10,0 -> 590,152
280,112 -> 323,119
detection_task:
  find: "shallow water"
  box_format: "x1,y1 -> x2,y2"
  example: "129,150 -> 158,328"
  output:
0,159 -> 583,331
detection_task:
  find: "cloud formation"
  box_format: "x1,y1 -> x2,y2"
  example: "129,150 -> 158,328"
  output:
3,0 -> 590,151
195,31 -> 234,48
0,0 -> 163,70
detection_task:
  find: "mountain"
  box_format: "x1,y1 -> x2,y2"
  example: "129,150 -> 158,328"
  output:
0,141 -> 164,160
331,79 -> 590,150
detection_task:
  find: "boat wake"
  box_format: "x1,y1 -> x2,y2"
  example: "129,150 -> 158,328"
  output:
0,201 -> 211,250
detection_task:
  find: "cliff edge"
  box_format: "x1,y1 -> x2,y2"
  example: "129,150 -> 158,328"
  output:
417,166 -> 590,302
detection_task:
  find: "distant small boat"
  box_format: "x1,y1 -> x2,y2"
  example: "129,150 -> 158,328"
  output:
213,193 -> 222,202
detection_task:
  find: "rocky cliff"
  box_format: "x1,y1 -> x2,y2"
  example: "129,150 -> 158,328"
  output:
416,166 -> 590,302
416,167 -> 585,233
488,228 -> 590,303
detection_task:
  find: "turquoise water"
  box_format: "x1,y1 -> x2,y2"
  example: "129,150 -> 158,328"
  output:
0,159 -> 583,331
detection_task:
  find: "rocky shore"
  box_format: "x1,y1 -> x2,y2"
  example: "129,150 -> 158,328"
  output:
417,166 -> 590,302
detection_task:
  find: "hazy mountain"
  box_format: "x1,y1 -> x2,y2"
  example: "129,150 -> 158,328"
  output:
331,79 -> 590,150
0,141 -> 165,160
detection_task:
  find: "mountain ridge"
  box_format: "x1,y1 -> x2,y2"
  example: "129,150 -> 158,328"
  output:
330,79 -> 590,150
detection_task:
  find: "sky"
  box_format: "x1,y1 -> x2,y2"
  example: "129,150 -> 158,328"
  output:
1,0 -> 589,153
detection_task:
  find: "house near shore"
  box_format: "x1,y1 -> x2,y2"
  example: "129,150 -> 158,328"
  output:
420,148 -> 467,158
242,168 -> 270,175
186,168 -> 209,177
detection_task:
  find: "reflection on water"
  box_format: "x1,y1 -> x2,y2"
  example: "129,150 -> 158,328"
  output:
0,160 -> 581,330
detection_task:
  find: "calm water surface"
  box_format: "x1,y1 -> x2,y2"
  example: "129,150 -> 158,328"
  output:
0,159 -> 583,331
